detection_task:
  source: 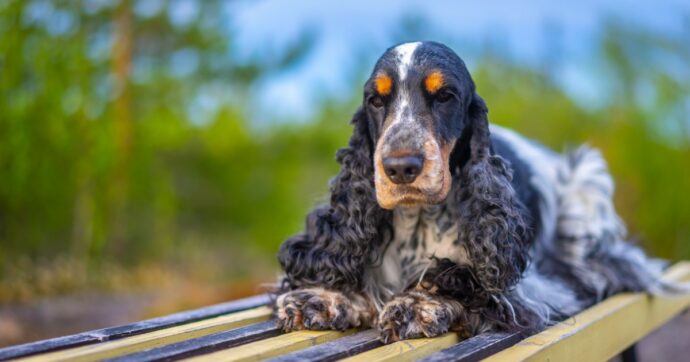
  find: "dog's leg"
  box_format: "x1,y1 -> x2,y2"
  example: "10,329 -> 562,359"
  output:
275,288 -> 376,332
377,285 -> 471,343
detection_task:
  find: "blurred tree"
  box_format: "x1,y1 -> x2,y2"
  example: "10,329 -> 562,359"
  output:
110,0 -> 134,251
0,0 -> 316,282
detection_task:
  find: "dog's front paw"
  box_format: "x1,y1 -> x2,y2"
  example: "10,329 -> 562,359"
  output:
274,288 -> 370,332
378,291 -> 459,343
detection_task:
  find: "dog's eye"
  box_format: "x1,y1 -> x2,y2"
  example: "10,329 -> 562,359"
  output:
435,90 -> 453,103
369,96 -> 385,109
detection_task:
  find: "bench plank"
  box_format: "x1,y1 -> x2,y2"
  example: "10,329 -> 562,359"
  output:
12,307 -> 271,362
0,294 -> 269,361
339,332 -> 460,362
105,321 -> 281,362
484,262 -> 690,362
418,330 -> 526,362
266,329 -> 382,362
181,330 -> 355,362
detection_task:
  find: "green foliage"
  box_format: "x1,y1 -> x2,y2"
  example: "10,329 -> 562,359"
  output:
0,1 -> 689,299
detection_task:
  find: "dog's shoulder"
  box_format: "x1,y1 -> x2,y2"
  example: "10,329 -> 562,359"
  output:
489,125 -> 561,233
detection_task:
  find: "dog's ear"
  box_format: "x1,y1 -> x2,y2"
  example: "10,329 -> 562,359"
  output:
278,107 -> 391,293
447,92 -> 532,305
467,93 -> 491,161
328,106 -> 386,244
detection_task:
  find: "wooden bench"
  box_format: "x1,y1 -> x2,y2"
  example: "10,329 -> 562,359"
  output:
1,262 -> 689,362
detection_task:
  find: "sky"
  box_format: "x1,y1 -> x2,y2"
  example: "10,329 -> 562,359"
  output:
224,0 -> 689,121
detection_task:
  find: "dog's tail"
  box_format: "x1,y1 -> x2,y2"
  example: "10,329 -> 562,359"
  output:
554,145 -> 689,299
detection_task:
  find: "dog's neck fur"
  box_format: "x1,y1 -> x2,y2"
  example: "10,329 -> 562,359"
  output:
374,180 -> 470,299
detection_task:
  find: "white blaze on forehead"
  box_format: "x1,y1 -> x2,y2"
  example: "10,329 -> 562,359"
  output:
383,42 -> 424,149
393,42 -> 421,81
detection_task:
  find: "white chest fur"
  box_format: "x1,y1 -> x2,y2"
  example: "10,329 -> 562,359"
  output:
376,203 -> 469,294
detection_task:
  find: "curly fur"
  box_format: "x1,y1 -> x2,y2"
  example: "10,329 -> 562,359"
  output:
278,108 -> 392,293
452,94 -> 530,302
274,41 -> 680,342
415,94 -> 536,331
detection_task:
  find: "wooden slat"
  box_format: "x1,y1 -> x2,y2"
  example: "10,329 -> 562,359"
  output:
339,333 -> 460,362
418,330 -> 525,362
11,307 -> 272,362
181,330 -> 355,362
105,321 -> 281,362
485,262 -> 690,362
267,329 -> 382,362
0,294 -> 269,361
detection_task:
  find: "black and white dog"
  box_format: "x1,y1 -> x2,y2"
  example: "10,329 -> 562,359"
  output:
274,41 -> 673,342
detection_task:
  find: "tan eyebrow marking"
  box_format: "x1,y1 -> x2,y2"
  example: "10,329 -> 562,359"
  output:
375,74 -> 393,96
424,71 -> 444,94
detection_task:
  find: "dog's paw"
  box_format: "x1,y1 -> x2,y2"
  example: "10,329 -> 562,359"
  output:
274,288 -> 368,332
377,291 -> 458,343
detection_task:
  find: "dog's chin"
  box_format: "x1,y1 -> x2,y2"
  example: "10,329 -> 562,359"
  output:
395,194 -> 445,208
375,177 -> 451,210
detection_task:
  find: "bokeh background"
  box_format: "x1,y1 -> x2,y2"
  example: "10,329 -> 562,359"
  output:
1,0 -> 690,348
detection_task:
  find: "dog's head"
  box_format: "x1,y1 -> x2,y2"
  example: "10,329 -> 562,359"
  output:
362,41 -> 488,209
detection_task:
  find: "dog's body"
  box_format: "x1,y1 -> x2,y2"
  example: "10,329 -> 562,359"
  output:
274,41 -> 670,342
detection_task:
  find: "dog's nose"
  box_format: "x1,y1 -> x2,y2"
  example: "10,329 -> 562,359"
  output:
383,155 -> 424,184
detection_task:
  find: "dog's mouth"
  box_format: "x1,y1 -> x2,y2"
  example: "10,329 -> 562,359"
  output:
379,180 -> 450,209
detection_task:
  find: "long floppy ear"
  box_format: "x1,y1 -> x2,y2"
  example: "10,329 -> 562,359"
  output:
467,94 -> 491,161
278,107 -> 391,293
451,93 -> 532,305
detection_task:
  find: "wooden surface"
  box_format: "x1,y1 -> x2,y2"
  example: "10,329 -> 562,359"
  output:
340,333 -> 460,362
418,330 -> 527,362
266,329 -> 382,362
0,294 -> 269,361
11,307 -> 271,362
485,262 -> 690,362
2,263 -> 689,362
107,321 -> 281,362
181,330 -> 354,362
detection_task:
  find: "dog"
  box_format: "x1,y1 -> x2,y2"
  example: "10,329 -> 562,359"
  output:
273,41 -> 674,343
